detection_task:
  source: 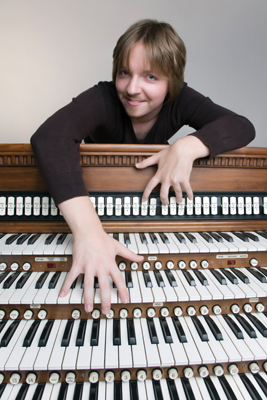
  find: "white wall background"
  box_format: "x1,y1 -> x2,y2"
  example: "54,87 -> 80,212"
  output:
0,0 -> 266,146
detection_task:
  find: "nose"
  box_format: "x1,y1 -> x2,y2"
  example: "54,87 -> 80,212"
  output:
126,76 -> 141,96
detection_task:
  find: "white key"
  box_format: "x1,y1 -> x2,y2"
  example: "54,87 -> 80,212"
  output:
21,271 -> 45,304
105,319 -> 118,368
34,319 -> 61,370
43,233 -> 62,255
16,196 -> 23,216
174,378 -> 188,400
240,268 -> 267,297
168,232 -> 189,253
140,318 -> 160,367
189,377 -> 205,399
129,271 -> 142,303
127,233 -> 138,253
90,197 -> 96,209
48,319 -> 69,370
137,271 -> 154,303
172,270 -> 190,301
244,372 -> 266,399
184,316 -> 215,363
62,319 -> 80,370
54,233 -> 72,255
154,233 -> 169,254
24,384 -> 41,400
9,272 -> 37,304
32,233 -> 52,254
204,269 -> 233,299
192,271 -> 212,301
160,232 -> 178,253
5,384 -> 21,398
122,381 -> 131,399
224,375 -> 246,400
134,233 -> 148,254
209,233 -> 229,252
32,271 -> 56,304
115,197 -> 122,216
153,317 -> 174,366
160,379 -> 172,400
232,374 -> 258,399
91,319 -> 106,369
148,270 -> 166,302
19,319 -> 47,370
209,376 -> 229,400
176,270 -> 200,301
76,319 -> 93,370
222,232 -> 249,251
199,270 -> 224,300
49,383 -> 61,400
243,313 -> 267,356
195,377 -> 212,399
177,316 -> 202,364
144,232 -> 158,253
4,320 -> 30,370
105,381 -> 114,400
165,317 -> 188,365
70,273 -> 84,304
132,318 -> 147,368
45,272 -> 67,304
230,232 -> 257,251
0,320 -> 27,369
0,272 -> 22,304
160,271 -> 178,302
182,233 -> 200,253
222,270 -> 246,299
198,316 -> 228,363
137,381 -> 148,400
193,232 -> 216,252
119,318 -> 132,368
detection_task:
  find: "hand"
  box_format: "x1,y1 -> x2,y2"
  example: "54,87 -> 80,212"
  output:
58,197 -> 143,315
136,136 -> 210,204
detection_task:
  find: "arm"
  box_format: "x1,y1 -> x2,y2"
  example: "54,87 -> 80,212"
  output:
58,196 -> 143,314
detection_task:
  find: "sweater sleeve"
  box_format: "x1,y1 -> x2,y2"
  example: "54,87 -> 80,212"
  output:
31,83 -> 117,205
173,85 -> 256,158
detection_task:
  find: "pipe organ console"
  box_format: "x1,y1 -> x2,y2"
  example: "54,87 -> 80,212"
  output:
0,143 -> 267,399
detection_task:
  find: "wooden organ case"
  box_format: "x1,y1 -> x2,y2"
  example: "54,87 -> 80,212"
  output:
0,143 -> 267,399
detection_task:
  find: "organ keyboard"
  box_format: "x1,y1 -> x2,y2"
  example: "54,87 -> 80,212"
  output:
0,143 -> 267,400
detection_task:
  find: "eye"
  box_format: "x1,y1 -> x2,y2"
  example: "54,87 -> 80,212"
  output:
119,70 -> 129,77
147,74 -> 156,81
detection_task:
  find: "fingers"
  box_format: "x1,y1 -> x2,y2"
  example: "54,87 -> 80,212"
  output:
142,175 -> 160,202
60,267 -> 79,298
83,271 -> 95,313
117,242 -> 143,262
135,154 -> 159,170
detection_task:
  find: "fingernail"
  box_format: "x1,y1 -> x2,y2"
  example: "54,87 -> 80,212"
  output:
59,291 -> 64,297
85,305 -> 93,313
122,296 -> 129,304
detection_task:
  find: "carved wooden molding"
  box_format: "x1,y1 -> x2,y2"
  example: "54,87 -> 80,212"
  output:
0,144 -> 266,168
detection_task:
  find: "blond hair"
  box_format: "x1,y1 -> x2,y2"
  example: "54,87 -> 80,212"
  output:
112,19 -> 186,101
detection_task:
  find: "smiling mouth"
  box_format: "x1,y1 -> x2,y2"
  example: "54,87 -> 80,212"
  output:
126,98 -> 145,105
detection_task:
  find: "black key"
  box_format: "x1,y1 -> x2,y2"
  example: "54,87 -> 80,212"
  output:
239,373 -> 262,400
210,269 -> 227,285
32,383 -> 46,400
76,319 -> 87,346
90,319 -> 100,346
147,317 -> 158,344
245,313 -> 267,337
71,277 -> 78,289
113,318 -> 121,345
94,277 -> 99,289
35,272 -> 49,289
204,315 -> 223,341
0,383 -> 7,398
0,271 -> 10,284
56,233 -> 67,245
114,381 -> 122,400
130,380 -> 139,400
0,233 -> 6,240
0,320 -> 20,346
253,373 -> 267,397
139,233 -> 147,244
16,272 -> 32,289
61,320 -> 74,347
182,270 -> 196,286
193,270 -> 208,286
38,319 -> 54,347
73,382 -> 83,400
247,267 -> 267,283
143,270 -> 152,287
48,272 -> 61,288
127,318 -> 136,345
234,314 -> 257,338
44,233 -> 57,245
124,233 -> 131,245
218,375 -> 238,400
172,316 -> 187,343
184,233 -> 197,243
5,233 -> 21,245
90,382 -> 99,400
152,380 -> 164,400
257,267 -> 267,278
27,233 -> 41,245
0,319 -> 8,334
231,268 -> 250,284
81,275 -> 84,288
192,316 -> 208,341
174,233 -> 186,243
209,232 -> 223,242
233,231 -> 249,242
165,270 -> 177,287
222,314 -> 244,339
244,232 -> 259,242
166,378 -> 180,400
154,271 -> 165,287
257,231 -> 267,240
113,233 -> 119,242
149,233 -> 158,244
23,320 -> 41,347
3,272 -> 20,288
159,317 -> 173,343
220,269 -> 238,284
16,233 -> 32,245
217,232 -> 233,242
159,232 -> 170,244
203,376 -> 221,400
181,377 -> 196,400
14,383 -> 29,400
199,232 -> 213,243
125,270 -> 133,288
57,382 -> 68,400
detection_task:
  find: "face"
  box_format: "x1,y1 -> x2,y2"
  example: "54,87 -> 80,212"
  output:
115,41 -> 169,126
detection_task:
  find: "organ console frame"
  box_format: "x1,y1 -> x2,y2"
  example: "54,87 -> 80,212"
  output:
1,143 -> 267,387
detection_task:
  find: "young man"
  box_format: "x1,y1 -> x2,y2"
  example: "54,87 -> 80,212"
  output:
31,19 -> 255,315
